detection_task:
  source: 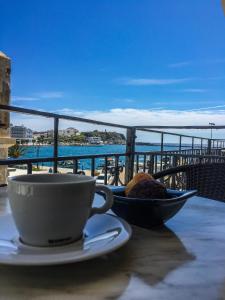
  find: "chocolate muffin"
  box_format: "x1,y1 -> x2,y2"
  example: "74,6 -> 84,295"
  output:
125,173 -> 154,196
127,179 -> 167,199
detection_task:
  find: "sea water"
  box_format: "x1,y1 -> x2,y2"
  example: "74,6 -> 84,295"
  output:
19,144 -> 181,170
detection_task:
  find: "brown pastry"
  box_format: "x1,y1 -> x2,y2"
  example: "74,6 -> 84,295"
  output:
127,179 -> 167,199
125,173 -> 153,196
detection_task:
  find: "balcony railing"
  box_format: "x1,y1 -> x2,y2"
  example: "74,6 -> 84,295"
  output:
1,104 -> 225,186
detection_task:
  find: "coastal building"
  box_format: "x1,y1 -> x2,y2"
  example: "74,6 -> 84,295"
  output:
86,136 -> 103,144
33,130 -> 53,139
59,127 -> 79,137
10,124 -> 33,139
33,128 -> 79,139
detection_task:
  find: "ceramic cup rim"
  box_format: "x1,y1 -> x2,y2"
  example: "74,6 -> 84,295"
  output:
8,173 -> 95,185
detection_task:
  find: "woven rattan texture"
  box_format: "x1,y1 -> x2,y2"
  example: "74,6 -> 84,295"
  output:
153,163 -> 225,201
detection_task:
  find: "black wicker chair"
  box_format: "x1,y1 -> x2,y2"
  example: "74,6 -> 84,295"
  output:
153,163 -> 225,202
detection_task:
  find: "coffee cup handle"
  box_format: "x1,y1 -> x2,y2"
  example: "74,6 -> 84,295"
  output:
89,185 -> 114,217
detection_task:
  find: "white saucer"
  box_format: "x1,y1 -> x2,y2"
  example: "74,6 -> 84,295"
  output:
0,213 -> 132,266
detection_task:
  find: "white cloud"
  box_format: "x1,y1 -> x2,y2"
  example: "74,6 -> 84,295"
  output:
188,105 -> 225,111
37,91 -> 64,99
124,99 -> 135,103
208,76 -> 225,80
12,92 -> 64,103
168,58 -> 225,68
10,107 -> 225,140
168,61 -> 192,68
181,89 -> 208,93
113,98 -> 136,103
206,58 -> 225,64
12,96 -> 39,102
119,78 -> 191,86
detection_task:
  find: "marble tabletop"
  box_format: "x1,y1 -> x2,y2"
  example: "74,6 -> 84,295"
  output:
1,187 -> 225,300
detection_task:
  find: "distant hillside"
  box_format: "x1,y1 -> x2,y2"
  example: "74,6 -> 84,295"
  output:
82,130 -> 126,144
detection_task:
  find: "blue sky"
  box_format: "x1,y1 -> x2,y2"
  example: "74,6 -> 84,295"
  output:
1,0 -> 225,133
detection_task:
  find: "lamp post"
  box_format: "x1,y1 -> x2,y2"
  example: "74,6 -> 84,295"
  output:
209,122 -> 215,139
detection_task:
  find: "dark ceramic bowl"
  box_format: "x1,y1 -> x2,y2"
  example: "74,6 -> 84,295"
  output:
106,186 -> 197,228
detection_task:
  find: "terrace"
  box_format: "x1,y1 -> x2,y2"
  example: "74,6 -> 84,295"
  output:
1,104 -> 225,299
1,104 -> 225,190
1,1 -> 225,296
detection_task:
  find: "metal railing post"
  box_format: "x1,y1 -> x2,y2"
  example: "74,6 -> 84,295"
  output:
171,156 -> 178,188
125,127 -> 136,184
179,136 -> 182,152
73,159 -> 78,174
53,117 -> 59,173
207,139 -> 212,155
91,158 -> 95,177
135,154 -> 139,174
104,157 -> 108,185
192,137 -> 194,155
114,156 -> 119,186
161,133 -> 164,152
27,163 -> 32,174
160,133 -> 164,171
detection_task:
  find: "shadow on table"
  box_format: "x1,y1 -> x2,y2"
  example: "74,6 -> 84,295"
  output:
126,225 -> 195,286
0,225 -> 195,299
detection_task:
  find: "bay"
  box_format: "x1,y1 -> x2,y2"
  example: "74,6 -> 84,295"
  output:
20,144 -> 181,170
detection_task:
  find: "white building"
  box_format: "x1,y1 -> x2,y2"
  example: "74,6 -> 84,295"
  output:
10,125 -> 33,139
33,130 -> 54,139
59,127 -> 79,137
86,136 -> 103,144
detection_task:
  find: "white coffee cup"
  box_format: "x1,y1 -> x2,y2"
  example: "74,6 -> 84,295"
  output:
8,174 -> 113,247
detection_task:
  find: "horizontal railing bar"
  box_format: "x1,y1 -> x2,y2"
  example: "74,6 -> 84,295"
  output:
136,128 -> 225,141
0,152 -> 127,166
135,125 -> 225,129
1,104 -> 225,141
134,151 -> 225,159
0,104 -> 129,129
136,143 -> 207,148
212,139 -> 225,141
1,150 -> 224,166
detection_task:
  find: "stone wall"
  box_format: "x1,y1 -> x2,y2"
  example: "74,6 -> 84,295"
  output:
0,51 -> 15,185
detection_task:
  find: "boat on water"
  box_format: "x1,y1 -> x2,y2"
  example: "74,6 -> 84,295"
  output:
97,157 -> 124,167
83,144 -> 104,147
58,160 -> 77,168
